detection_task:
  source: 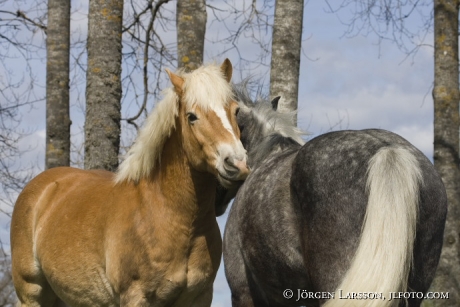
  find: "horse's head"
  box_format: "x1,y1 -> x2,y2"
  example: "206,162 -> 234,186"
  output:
234,85 -> 305,154
166,59 -> 249,189
214,85 -> 306,216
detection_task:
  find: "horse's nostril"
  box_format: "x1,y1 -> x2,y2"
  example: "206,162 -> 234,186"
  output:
223,156 -> 249,179
224,157 -> 238,171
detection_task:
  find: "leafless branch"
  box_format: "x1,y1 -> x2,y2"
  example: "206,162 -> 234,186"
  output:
16,10 -> 47,32
126,0 -> 171,129
324,0 -> 433,58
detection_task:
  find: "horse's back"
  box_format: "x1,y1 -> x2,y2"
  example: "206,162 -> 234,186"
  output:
12,167 -> 115,241
291,129 -> 447,299
11,167 -> 119,306
11,167 -> 111,256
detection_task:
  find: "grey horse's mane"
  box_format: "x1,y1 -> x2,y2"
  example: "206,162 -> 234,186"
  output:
233,83 -> 306,147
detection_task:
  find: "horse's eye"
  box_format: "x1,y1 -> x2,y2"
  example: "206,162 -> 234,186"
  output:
187,112 -> 198,123
235,107 -> 240,116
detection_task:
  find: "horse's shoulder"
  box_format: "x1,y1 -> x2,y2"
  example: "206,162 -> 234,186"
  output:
233,149 -> 296,218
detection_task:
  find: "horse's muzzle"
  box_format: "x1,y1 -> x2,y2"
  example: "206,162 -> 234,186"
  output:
218,157 -> 250,188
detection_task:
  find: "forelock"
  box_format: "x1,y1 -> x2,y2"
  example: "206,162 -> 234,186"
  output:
180,63 -> 233,111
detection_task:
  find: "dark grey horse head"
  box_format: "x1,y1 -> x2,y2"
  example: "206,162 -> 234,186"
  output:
214,84 -> 305,216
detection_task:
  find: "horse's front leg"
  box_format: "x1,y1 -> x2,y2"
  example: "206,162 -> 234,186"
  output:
120,288 -> 164,307
120,280 -> 185,307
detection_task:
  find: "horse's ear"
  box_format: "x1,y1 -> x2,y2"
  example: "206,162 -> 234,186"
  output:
220,58 -> 233,83
271,96 -> 281,111
166,68 -> 184,95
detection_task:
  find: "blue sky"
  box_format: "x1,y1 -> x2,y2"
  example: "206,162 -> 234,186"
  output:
0,0 -> 435,306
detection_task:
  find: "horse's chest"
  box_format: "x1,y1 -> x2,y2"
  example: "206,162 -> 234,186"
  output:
112,226 -> 221,304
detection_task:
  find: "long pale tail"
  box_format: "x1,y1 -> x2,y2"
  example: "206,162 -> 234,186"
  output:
324,147 -> 422,307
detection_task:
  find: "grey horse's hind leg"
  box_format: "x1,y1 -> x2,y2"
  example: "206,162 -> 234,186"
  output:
224,224 -> 267,307
227,265 -> 267,307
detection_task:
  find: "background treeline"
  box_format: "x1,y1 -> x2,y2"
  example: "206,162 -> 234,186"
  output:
0,0 -> 459,306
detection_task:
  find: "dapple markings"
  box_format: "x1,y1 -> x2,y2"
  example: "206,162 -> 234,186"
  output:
217,86 -> 447,307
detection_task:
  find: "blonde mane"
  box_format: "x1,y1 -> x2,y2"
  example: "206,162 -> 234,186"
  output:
115,62 -> 234,183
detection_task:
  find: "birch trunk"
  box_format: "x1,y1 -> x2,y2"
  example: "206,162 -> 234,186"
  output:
269,0 -> 304,125
84,0 -> 123,171
176,0 -> 207,71
428,0 -> 460,305
45,0 -> 71,169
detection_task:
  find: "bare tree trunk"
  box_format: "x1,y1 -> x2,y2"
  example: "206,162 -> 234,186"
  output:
84,0 -> 123,171
269,0 -> 304,124
45,0 -> 71,169
176,0 -> 207,71
429,0 -> 460,305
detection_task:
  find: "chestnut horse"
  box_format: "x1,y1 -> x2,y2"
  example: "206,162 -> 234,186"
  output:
11,60 -> 249,306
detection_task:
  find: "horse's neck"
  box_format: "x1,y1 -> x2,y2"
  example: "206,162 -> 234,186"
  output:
145,128 -> 217,221
248,134 -> 301,170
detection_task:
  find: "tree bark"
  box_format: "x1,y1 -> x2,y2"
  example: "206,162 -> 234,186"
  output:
176,0 -> 207,71
269,0 -> 304,124
45,0 -> 71,169
84,0 -> 123,171
429,0 -> 460,305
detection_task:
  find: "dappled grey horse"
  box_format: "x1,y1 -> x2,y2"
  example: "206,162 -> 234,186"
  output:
216,86 -> 447,307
